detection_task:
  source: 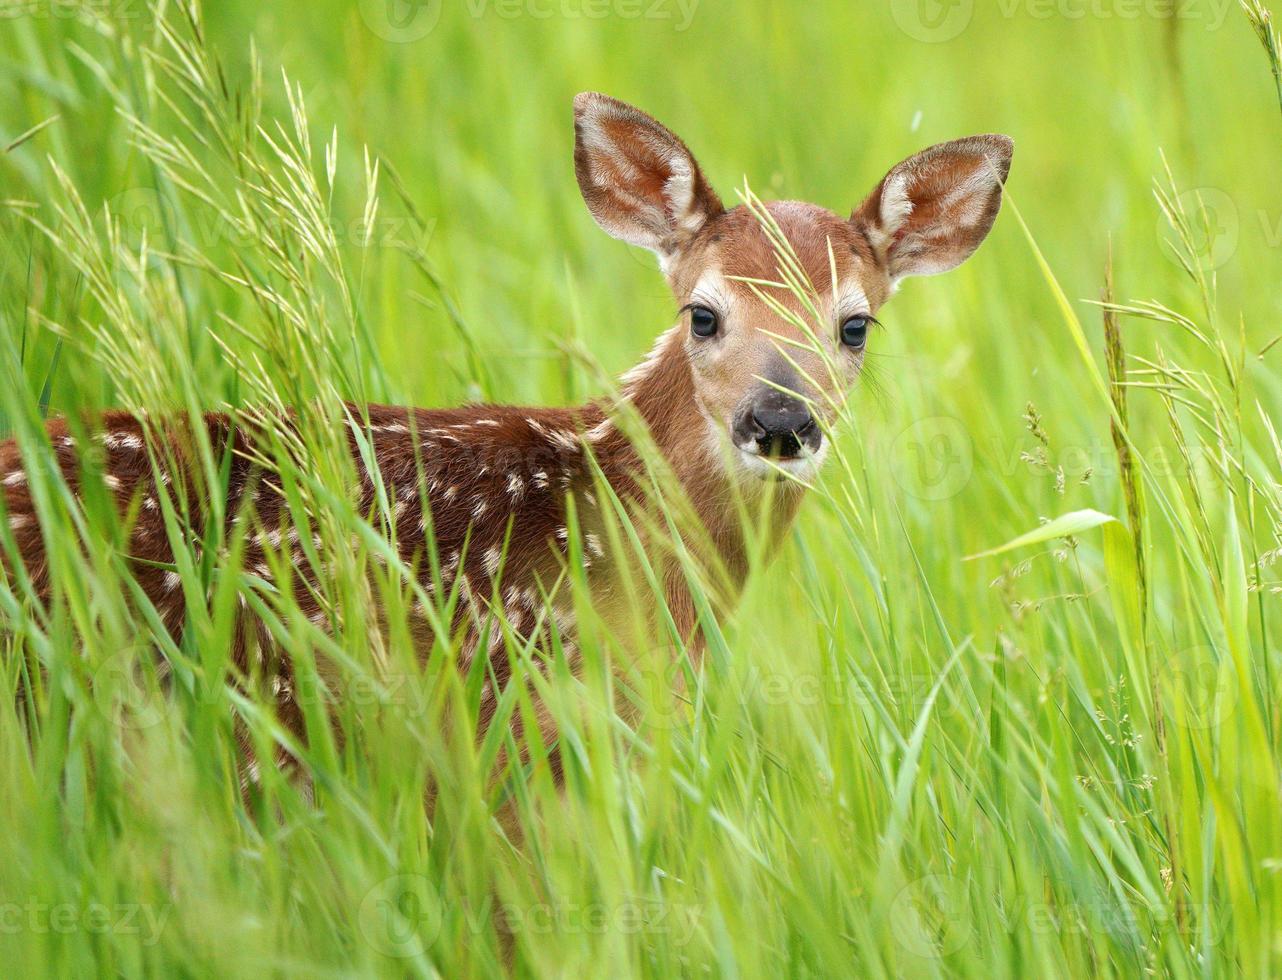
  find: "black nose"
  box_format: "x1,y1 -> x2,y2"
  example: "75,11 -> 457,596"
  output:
742,391 -> 819,459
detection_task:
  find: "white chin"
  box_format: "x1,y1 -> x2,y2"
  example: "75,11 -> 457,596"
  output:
733,443 -> 827,483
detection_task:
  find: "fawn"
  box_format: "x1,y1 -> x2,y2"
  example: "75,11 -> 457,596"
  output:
1,93 -> 1011,785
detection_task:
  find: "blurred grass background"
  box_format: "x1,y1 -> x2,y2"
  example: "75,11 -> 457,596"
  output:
1,0 -> 1281,976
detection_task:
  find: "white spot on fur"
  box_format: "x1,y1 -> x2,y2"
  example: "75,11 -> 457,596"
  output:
547,430 -> 580,454
163,571 -> 182,592
483,546 -> 501,576
104,432 -> 144,451
506,605 -> 525,631
550,603 -> 577,637
8,514 -> 29,530
485,616 -> 506,653
506,473 -> 524,498
2,471 -> 24,487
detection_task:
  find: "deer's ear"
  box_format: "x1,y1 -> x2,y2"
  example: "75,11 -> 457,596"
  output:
852,134 -> 1013,282
574,92 -> 723,260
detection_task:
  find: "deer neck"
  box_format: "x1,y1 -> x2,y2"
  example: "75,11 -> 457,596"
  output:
599,326 -> 806,587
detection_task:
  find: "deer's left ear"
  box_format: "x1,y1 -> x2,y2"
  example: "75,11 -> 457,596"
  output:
574,92 -> 724,261
852,134 -> 1013,282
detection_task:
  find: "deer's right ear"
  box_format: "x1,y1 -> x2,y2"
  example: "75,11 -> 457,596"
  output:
574,92 -> 723,262
852,134 -> 1014,283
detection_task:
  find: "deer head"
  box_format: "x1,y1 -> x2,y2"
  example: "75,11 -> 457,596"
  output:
573,92 -> 1012,484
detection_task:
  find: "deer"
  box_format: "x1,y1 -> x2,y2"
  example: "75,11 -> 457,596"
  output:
1,93 -> 1012,795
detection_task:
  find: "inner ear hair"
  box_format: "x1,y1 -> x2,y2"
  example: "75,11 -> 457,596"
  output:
852,134 -> 1014,280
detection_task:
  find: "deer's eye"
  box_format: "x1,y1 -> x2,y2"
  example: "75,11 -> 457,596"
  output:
689,306 -> 719,338
841,315 -> 872,349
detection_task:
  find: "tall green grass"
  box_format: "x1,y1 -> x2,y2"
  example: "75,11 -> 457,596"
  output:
1,0 -> 1281,975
